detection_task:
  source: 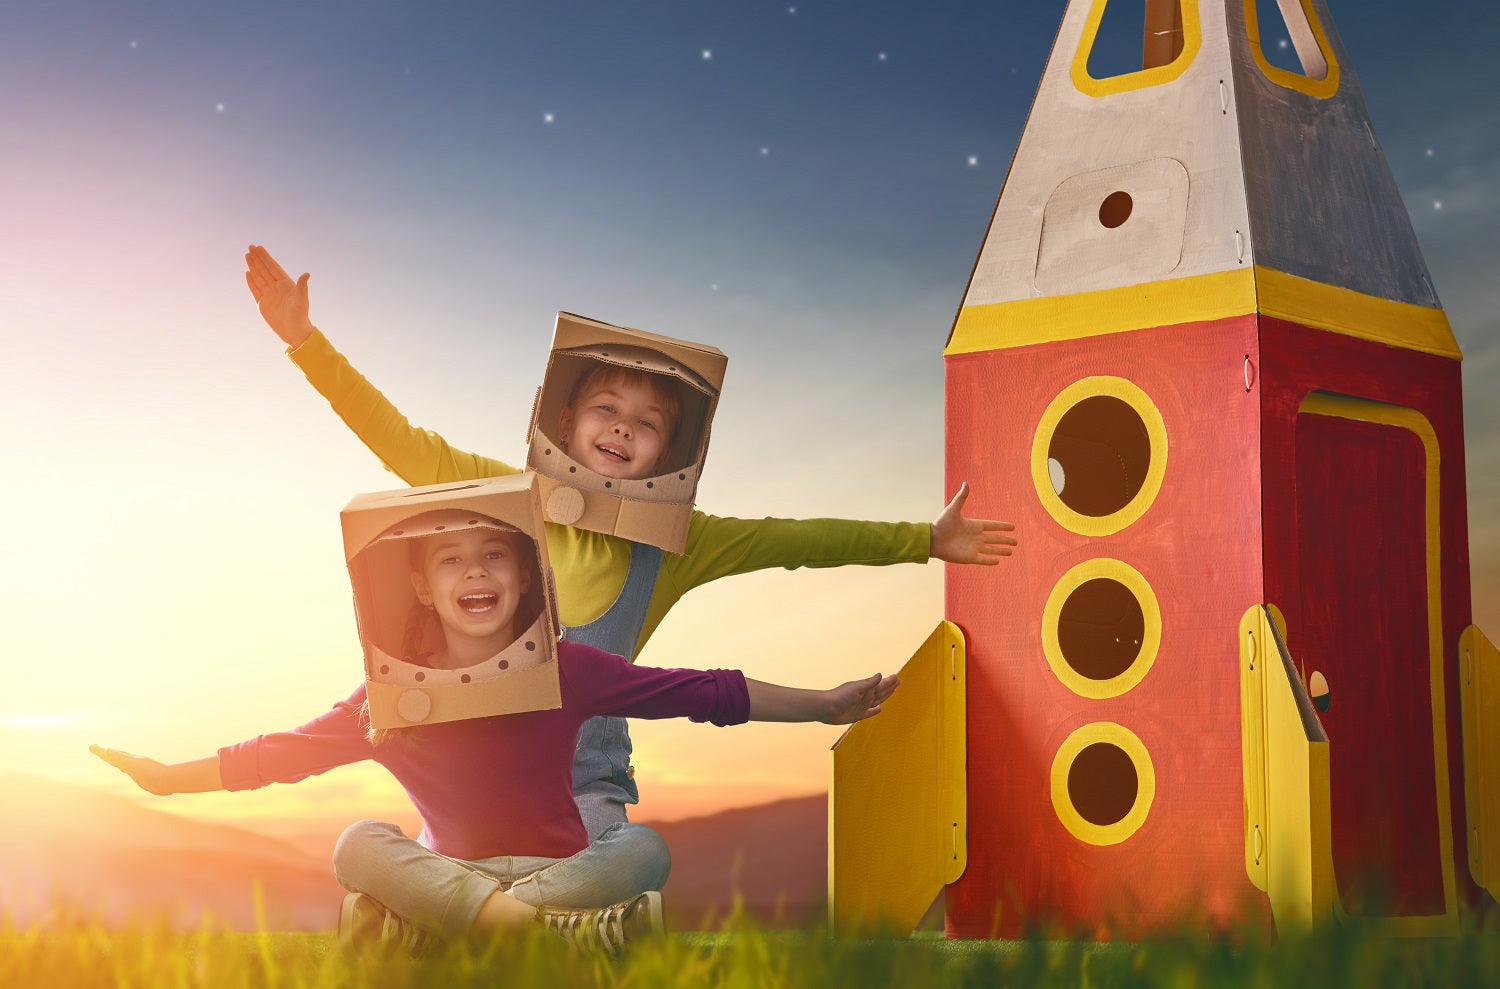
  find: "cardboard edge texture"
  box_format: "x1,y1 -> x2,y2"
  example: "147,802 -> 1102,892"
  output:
828,621 -> 966,935
340,474 -> 562,730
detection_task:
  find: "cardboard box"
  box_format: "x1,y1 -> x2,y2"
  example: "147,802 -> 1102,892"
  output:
525,312 -> 727,554
341,474 -> 561,729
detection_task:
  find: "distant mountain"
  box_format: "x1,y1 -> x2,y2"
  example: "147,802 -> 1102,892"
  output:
649,795 -> 826,929
2,774 -> 828,931
2,771 -> 344,930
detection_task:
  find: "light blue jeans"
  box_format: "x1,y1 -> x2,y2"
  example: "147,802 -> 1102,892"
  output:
572,714 -> 638,839
563,542 -> 664,840
332,819 -> 671,940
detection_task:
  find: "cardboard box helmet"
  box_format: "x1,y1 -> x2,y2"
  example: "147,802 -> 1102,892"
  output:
342,475 -> 561,730
526,313 -> 727,553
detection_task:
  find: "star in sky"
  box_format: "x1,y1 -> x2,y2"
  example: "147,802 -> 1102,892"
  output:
701,49 -> 713,61
543,112 -> 554,124
967,155 -> 979,167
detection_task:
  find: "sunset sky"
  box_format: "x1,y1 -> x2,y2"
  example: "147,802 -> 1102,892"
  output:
2,1 -> 1496,844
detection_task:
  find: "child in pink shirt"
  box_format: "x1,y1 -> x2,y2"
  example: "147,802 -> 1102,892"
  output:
94,509 -> 896,955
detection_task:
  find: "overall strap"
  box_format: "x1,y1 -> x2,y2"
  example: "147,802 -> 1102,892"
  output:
560,541 -> 664,661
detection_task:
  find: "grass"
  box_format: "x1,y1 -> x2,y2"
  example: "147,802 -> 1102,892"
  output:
5,909 -> 1500,988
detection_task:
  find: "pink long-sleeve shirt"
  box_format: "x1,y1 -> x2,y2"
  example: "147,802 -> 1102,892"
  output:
217,641 -> 749,860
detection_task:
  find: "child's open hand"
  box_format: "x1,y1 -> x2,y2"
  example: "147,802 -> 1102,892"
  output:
244,244 -> 314,348
90,744 -> 180,795
930,481 -> 1016,565
822,673 -> 900,725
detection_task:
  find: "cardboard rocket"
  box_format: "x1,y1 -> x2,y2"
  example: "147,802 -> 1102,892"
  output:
831,0 -> 1499,939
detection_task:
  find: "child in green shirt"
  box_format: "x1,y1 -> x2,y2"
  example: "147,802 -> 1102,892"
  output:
243,244 -> 1015,838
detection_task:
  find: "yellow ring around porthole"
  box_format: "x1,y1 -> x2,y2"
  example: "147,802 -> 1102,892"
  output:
1031,376 -> 1167,536
1042,558 -> 1161,699
1050,722 -> 1155,846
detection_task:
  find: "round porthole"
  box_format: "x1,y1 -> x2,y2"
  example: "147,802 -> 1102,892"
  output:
1032,377 -> 1167,536
1099,190 -> 1133,228
1050,722 -> 1155,845
1042,558 -> 1160,698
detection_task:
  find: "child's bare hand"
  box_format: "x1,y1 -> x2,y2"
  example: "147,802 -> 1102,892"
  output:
930,481 -> 1016,565
823,673 -> 899,725
90,744 -> 177,796
244,244 -> 314,348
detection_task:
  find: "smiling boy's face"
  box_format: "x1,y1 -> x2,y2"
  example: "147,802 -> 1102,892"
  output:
558,371 -> 678,480
410,528 -> 530,660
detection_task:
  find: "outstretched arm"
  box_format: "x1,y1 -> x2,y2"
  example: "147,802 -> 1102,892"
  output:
244,244 -> 314,348
241,245 -> 516,485
929,481 -> 1016,565
90,744 -> 224,796
661,484 -> 1016,620
745,672 -> 899,725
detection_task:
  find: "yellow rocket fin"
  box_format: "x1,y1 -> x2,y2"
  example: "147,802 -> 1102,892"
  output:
1460,625 -> 1500,898
1240,604 -> 1337,933
828,621 -> 966,935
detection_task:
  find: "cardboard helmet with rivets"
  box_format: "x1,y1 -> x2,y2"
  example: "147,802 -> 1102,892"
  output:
341,474 -> 561,729
526,312 -> 727,554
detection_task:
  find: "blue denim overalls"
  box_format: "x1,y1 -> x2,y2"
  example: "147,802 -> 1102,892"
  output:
563,541 -> 664,841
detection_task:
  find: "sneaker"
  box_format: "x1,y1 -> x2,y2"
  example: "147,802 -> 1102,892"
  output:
537,891 -> 664,957
338,892 -> 437,956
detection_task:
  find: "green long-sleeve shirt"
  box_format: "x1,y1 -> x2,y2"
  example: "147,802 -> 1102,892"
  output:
289,329 -> 930,657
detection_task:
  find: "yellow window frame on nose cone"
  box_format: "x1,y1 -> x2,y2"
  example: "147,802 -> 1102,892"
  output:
1070,0 -> 1203,96
1042,557 -> 1162,699
1051,721 -> 1156,845
1032,375 -> 1169,536
1245,0 -> 1340,99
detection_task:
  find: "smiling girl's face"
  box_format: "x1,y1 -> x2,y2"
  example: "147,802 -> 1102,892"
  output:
410,528 -> 531,668
557,369 -> 680,480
